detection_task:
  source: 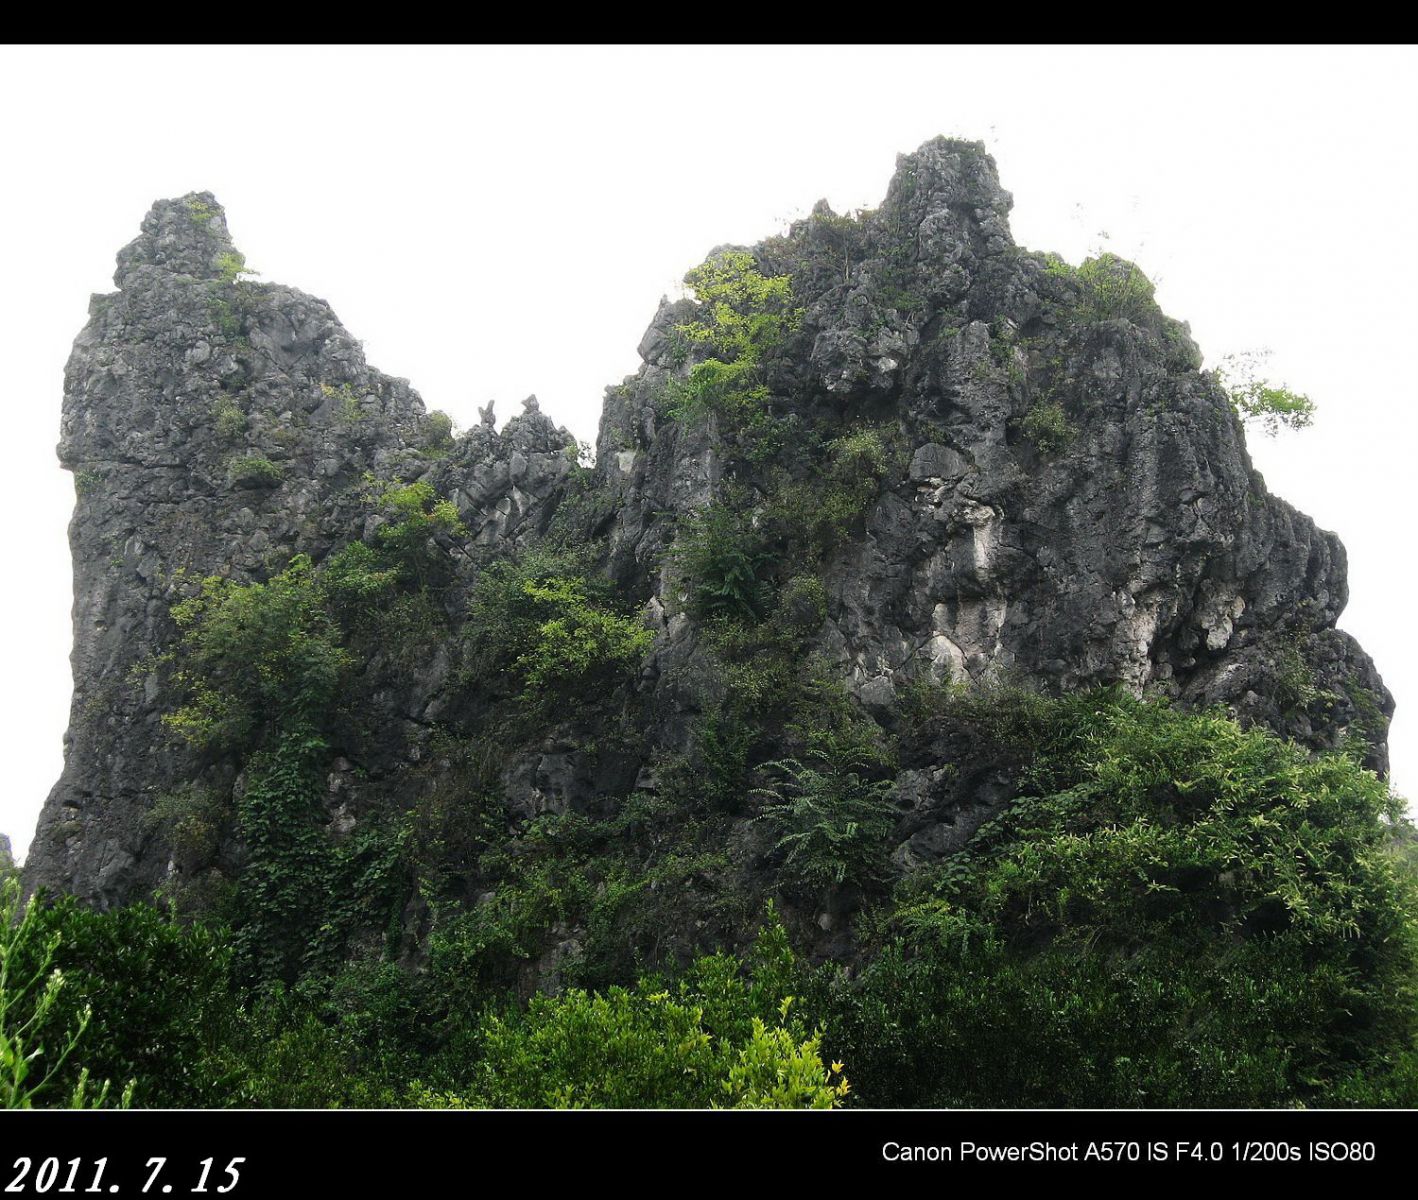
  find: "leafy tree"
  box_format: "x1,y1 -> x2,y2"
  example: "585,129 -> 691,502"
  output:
513,576 -> 653,693
667,250 -> 799,425
669,503 -> 769,622
464,547 -> 651,705
372,480 -> 467,589
1216,350 -> 1316,434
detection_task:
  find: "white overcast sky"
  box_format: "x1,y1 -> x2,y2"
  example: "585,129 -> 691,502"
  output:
0,45 -> 1413,862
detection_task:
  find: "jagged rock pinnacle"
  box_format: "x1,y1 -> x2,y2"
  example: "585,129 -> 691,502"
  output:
113,192 -> 240,288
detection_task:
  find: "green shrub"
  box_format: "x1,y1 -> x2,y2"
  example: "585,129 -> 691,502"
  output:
10,892 -> 233,1107
763,427 -> 891,558
165,554 -> 350,753
754,735 -> 897,899
1046,252 -> 1159,325
416,937 -> 846,1109
372,480 -> 466,588
318,540 -> 400,626
667,250 -> 799,430
322,383 -> 364,425
1021,400 -> 1077,453
775,574 -> 828,634
203,985 -> 398,1108
512,576 -> 653,694
464,547 -> 651,705
669,504 -> 768,622
422,410 -> 455,449
0,879 -> 133,1109
214,399 -> 247,440
143,783 -> 228,876
214,250 -> 255,286
226,455 -> 282,488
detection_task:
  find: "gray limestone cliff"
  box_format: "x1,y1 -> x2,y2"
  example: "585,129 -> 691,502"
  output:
25,141 -> 1393,946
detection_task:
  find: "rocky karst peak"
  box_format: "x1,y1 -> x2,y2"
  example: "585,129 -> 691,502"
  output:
113,191 -> 242,288
26,139 -> 1392,938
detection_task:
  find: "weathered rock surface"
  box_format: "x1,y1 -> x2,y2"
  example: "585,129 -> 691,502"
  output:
25,193 -> 577,905
26,141 -> 1393,923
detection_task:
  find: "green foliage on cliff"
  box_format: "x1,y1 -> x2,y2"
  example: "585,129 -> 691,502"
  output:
370,479 -> 466,588
165,555 -> 350,753
669,503 -> 768,622
213,250 -> 255,286
464,547 -> 652,708
754,738 -> 897,898
806,688 -> 1418,1107
226,455 -> 282,488
1216,351 -> 1317,434
1045,251 -> 1160,325
666,250 -> 800,429
1021,399 -> 1077,453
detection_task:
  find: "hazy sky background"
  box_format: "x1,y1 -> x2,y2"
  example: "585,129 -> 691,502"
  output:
1,45 -> 1413,863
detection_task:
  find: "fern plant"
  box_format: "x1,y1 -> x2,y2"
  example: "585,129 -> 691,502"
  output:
753,742 -> 897,898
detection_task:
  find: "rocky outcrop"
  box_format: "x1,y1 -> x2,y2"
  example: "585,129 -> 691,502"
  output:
26,139 -> 1392,919
25,193 -> 576,905
597,138 -> 1391,769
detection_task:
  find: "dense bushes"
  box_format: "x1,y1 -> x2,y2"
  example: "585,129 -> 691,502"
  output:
416,966 -> 845,1109
10,688 -> 1418,1107
804,689 -> 1418,1107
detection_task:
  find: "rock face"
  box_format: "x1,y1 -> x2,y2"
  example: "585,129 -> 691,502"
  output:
26,193 -> 578,905
25,140 -> 1393,922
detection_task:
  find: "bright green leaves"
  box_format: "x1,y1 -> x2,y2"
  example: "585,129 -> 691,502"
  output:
1216,351 -> 1316,434
410,932 -> 846,1109
464,548 -> 652,708
667,250 -> 800,427
513,577 -> 654,695
807,688 -> 1418,1107
677,249 -> 799,362
160,482 -> 467,982
371,479 -> 467,588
